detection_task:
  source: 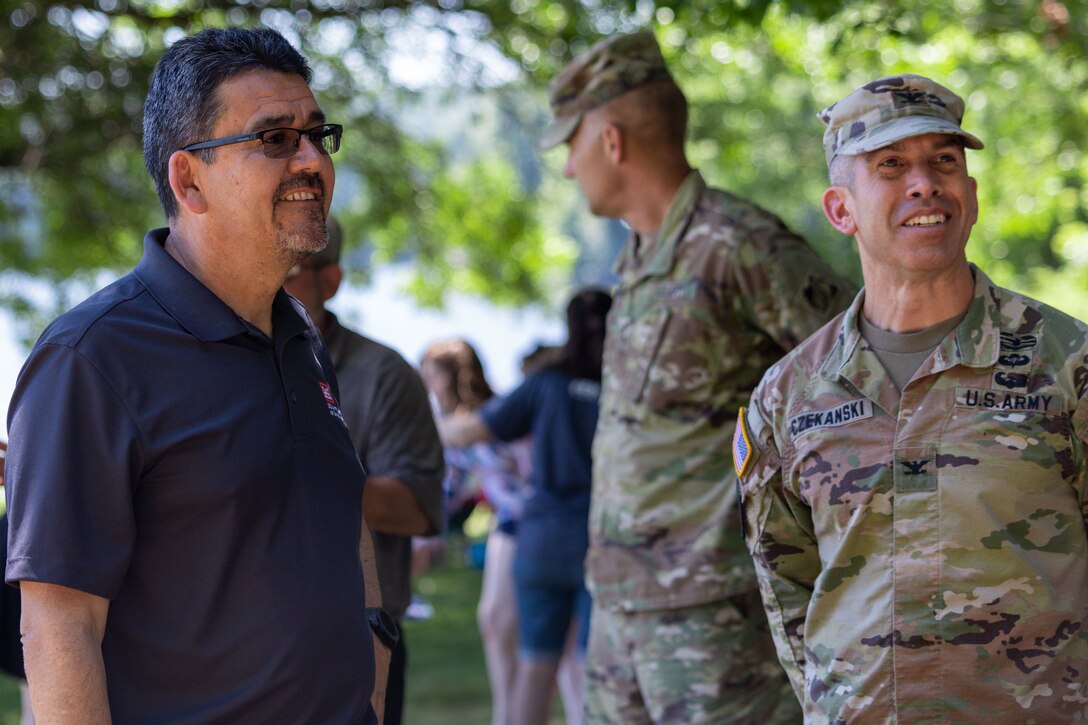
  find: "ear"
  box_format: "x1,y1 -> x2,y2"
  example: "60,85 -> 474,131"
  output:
967,175 -> 979,227
822,185 -> 857,236
319,263 -> 343,303
601,122 -> 624,165
167,150 -> 209,216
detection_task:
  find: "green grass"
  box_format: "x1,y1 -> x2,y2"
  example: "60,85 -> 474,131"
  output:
403,541 -> 493,725
404,536 -> 568,725
0,674 -> 22,724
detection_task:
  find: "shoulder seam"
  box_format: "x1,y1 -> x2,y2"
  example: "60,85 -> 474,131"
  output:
38,342 -> 148,474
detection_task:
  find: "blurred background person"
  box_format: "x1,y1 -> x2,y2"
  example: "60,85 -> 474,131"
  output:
440,289 -> 612,725
420,339 -> 529,725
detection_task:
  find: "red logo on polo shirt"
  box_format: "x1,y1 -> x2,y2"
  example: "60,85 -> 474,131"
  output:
318,381 -> 346,424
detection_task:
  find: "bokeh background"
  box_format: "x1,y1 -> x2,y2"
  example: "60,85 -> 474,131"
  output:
1,0 -> 1086,327
1,2 -> 1087,721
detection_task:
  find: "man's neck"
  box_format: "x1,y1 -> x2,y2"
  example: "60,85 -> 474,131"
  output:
623,161 -> 691,237
860,261 -> 975,333
165,226 -> 288,338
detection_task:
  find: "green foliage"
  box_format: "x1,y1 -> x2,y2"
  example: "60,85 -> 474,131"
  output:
653,0 -> 1088,313
0,0 -> 1086,314
398,155 -> 577,307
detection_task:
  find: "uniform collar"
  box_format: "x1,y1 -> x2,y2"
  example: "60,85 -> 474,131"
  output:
613,170 -> 705,281
939,264 -> 1002,371
134,228 -> 307,344
821,263 -> 1002,409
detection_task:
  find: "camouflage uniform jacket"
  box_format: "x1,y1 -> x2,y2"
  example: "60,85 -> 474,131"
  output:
738,265 -> 1088,723
589,170 -> 855,611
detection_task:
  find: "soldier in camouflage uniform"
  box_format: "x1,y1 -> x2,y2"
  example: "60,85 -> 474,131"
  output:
540,31 -> 855,724
736,74 -> 1088,723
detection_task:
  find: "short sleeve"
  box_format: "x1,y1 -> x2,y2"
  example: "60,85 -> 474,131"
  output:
481,376 -> 538,444
351,354 -> 445,534
5,343 -> 142,598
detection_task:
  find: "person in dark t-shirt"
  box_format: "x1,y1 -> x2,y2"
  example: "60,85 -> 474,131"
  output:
440,289 -> 612,725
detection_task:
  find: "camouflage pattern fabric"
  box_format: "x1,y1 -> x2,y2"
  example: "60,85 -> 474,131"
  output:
589,169 -> 856,617
585,592 -> 802,724
539,31 -> 673,151
818,74 -> 984,167
738,265 -> 1088,723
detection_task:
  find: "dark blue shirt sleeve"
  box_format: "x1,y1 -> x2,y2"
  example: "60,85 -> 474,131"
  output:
5,342 -> 140,599
480,375 -> 540,444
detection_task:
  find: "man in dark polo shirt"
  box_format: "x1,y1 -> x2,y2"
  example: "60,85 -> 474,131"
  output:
5,27 -> 385,724
284,216 -> 445,725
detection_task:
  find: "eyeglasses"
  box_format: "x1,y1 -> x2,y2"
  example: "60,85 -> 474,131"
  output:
181,124 -> 343,159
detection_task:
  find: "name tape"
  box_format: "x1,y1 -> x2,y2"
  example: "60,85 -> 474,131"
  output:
788,398 -> 873,439
955,387 -> 1063,415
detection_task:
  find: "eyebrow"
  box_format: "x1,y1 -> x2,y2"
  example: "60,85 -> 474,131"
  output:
247,109 -> 327,133
865,137 -> 963,159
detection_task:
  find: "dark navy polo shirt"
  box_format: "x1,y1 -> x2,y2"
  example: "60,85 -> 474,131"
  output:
481,369 -> 598,564
5,229 -> 374,724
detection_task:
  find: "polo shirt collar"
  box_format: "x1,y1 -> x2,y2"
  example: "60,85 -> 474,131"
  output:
134,228 -> 307,344
613,170 -> 705,281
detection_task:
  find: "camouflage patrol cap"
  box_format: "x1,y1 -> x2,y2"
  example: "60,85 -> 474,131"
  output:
818,74 -> 984,166
539,31 -> 674,151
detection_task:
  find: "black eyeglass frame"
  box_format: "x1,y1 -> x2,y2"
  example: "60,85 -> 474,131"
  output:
180,124 -> 343,158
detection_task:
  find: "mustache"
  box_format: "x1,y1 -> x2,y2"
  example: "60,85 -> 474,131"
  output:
275,173 -> 325,200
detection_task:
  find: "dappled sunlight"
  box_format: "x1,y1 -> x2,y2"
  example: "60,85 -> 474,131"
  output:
0,0 -> 1085,317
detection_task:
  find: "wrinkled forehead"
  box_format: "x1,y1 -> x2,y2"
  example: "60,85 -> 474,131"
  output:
213,70 -> 325,133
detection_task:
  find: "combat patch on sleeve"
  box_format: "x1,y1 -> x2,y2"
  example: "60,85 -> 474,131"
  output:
801,271 -> 839,314
734,407 -> 754,478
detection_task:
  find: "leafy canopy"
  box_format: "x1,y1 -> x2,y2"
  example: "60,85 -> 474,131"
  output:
0,0 -> 1086,318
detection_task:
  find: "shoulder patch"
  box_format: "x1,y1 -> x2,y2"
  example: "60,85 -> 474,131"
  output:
733,407 -> 754,478
801,271 -> 839,314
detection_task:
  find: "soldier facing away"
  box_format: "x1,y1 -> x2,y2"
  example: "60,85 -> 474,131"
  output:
540,30 -> 856,723
737,74 -> 1088,722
